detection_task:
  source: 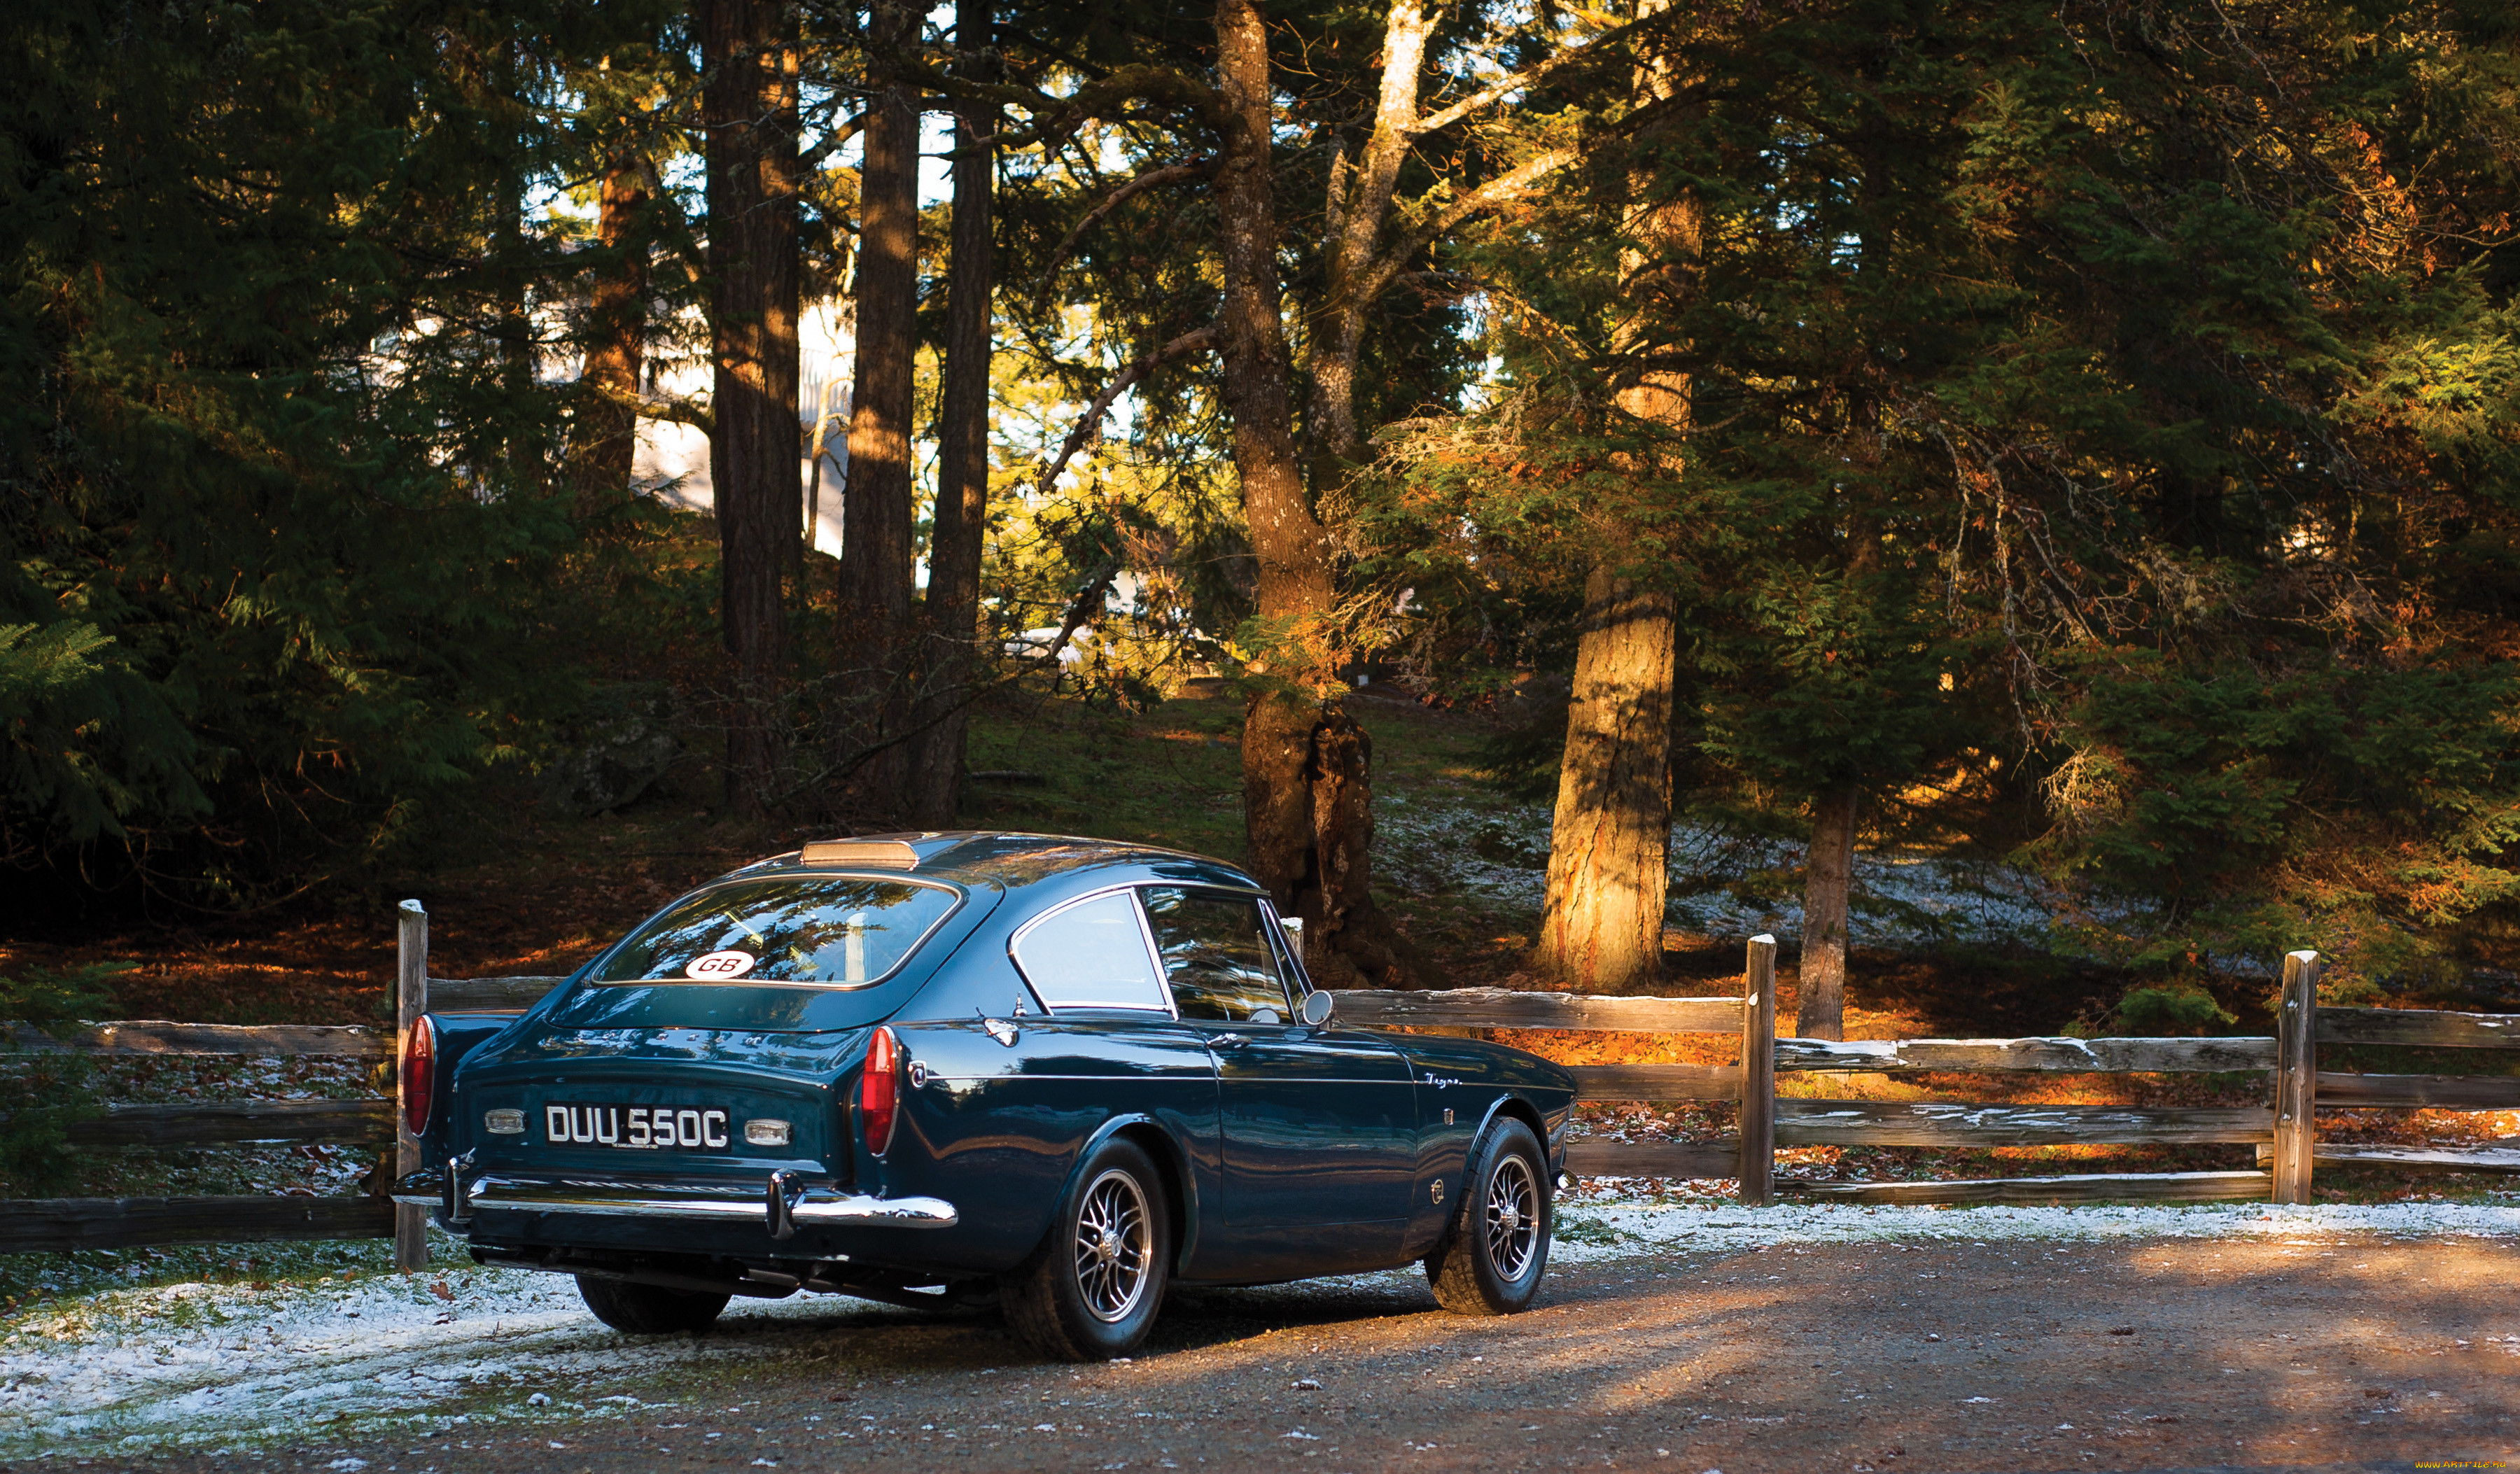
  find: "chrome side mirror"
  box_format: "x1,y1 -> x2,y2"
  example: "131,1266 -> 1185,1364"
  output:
1299,990 -> 1336,1027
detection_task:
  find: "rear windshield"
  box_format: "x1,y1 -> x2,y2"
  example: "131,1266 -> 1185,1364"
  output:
592,877 -> 962,988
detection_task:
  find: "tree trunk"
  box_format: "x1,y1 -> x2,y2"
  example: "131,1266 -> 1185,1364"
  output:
1797,784 -> 1858,1041
1531,7 -> 1695,992
701,0 -> 801,815
570,155 -> 652,514
1534,568 -> 1678,991
906,0 -> 995,829
834,0 -> 921,815
1214,0 -> 1420,987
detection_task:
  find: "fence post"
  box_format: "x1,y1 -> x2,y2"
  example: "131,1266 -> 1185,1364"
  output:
1739,933 -> 1777,1206
393,899 -> 430,1270
2272,948 -> 2320,1205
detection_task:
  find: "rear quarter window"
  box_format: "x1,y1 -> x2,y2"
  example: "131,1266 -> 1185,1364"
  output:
1010,890 -> 1170,1011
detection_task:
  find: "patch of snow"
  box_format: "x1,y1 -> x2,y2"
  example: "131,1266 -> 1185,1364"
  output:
1548,1197 -> 2520,1261
1371,801 -> 2148,956
0,1244 -> 946,1457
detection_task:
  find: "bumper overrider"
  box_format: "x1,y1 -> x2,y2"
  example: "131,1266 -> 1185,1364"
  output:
393,1160 -> 956,1238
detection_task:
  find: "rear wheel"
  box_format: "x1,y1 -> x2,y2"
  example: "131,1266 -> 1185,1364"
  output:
1004,1135 -> 1170,1361
575,1274 -> 729,1334
1425,1116 -> 1550,1315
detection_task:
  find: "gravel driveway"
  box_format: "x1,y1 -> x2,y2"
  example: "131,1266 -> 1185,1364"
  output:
32,1221 -> 2514,1474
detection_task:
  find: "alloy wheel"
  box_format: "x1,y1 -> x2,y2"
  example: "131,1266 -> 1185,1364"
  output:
1483,1152 -> 1539,1282
1073,1167 -> 1154,1323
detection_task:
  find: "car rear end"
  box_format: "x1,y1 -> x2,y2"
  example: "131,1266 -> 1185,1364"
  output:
394,852 -> 1000,1300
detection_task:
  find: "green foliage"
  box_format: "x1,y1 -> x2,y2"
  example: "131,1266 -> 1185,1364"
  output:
0,0 -> 686,907
2112,983 -> 2238,1038
0,962 -> 121,1193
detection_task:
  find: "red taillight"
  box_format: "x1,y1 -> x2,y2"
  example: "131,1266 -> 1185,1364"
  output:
859,1026 -> 899,1156
402,1016 -> 437,1137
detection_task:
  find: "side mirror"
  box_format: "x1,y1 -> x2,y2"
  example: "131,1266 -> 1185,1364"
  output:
1299,990 -> 1336,1027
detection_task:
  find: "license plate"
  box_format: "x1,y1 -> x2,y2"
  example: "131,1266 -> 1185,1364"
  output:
545,1103 -> 730,1151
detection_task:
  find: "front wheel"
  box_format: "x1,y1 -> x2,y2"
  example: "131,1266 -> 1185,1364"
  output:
1424,1115 -> 1551,1315
1004,1135 -> 1171,1361
575,1274 -> 729,1334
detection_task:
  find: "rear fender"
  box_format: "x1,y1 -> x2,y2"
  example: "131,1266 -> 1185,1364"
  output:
1046,1114 -> 1203,1275
417,1013 -> 526,1167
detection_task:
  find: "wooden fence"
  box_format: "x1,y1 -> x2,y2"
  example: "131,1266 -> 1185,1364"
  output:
6,916 -> 2518,1261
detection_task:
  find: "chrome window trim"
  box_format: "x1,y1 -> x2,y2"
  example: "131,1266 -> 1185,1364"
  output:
584,873 -> 967,992
1142,883 -> 1298,1021
1008,885 -> 1177,1017
1257,897 -> 1315,998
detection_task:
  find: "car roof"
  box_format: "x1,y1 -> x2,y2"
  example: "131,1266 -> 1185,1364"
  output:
724,830 -> 1264,894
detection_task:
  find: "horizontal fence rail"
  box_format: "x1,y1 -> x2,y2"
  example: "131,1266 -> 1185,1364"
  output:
0,1195 -> 393,1255
8,915 -> 2520,1254
1788,1170 -> 2275,1207
2317,1007 -> 2520,1050
1776,1036 -> 2280,1073
1340,988 -> 1742,1034
1774,1101 -> 2276,1148
4,1022 -> 390,1058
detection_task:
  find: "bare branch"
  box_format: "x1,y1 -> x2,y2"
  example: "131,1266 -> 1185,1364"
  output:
1032,324 -> 1220,496
1355,146 -> 1580,306
592,379 -> 714,437
1036,158 -> 1217,295
1408,20 -> 1637,136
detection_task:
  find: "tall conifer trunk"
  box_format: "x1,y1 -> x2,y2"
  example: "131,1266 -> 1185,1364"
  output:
572,156 -> 652,513
1532,5 -> 1692,992
837,0 -> 920,811
1534,570 -> 1677,989
907,0 -> 995,829
1213,0 -> 1414,986
1796,785 -> 1857,1039
701,0 -> 801,815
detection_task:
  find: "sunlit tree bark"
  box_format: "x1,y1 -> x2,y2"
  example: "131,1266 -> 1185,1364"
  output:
700,0 -> 801,814
1533,2 -> 1692,992
836,0 -> 920,810
907,0 -> 995,829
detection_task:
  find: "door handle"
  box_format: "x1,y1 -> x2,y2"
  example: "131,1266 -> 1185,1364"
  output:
1204,1033 -> 1248,1049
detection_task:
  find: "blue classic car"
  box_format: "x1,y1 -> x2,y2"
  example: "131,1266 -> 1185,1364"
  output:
397,832 -> 1576,1359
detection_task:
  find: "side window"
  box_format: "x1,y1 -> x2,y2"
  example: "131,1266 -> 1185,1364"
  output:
1010,892 -> 1169,1011
1142,887 -> 1292,1023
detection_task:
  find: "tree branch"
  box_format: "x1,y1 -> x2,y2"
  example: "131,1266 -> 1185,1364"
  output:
1033,325 -> 1219,496
1036,158 -> 1217,295
591,380 -> 714,437
1355,146 -> 1581,306
1408,20 -> 1638,136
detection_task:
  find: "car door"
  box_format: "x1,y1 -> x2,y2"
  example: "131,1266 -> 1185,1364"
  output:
892,888 -> 1221,1270
1142,886 -> 1417,1277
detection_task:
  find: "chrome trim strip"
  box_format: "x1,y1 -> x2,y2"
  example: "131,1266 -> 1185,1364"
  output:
920,1073 -> 1408,1086
459,1174 -> 958,1228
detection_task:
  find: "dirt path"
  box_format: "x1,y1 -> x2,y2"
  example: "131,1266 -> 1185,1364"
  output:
42,1231 -> 2515,1474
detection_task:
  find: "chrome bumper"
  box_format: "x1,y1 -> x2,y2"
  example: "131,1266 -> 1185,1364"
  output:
392,1170 -> 957,1233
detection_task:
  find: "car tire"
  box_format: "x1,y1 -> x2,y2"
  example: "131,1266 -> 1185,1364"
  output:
575,1274 -> 730,1334
1004,1135 -> 1171,1361
1424,1115 -> 1551,1316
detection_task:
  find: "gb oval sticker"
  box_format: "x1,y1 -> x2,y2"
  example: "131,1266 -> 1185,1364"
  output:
685,949 -> 757,981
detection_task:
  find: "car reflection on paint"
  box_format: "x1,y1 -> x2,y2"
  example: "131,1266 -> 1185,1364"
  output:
398,831 -> 1576,1359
